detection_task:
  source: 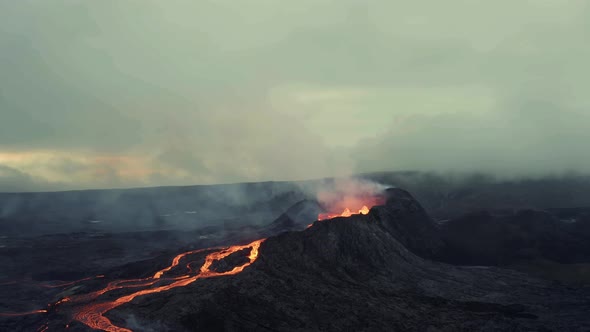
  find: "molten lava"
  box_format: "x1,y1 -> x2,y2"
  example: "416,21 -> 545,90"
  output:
318,205 -> 371,221
316,194 -> 384,221
70,239 -> 265,332
0,239 -> 265,332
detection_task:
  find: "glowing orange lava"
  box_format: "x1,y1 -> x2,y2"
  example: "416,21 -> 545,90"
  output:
70,239 -> 265,332
0,239 -> 265,332
318,205 -> 371,221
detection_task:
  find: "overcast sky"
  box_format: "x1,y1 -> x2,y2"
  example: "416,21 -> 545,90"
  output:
1,0 -> 589,192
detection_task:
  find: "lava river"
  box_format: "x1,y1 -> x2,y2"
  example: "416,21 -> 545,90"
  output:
8,239 -> 265,332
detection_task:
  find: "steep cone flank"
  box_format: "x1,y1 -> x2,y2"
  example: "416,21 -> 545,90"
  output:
372,188 -> 443,258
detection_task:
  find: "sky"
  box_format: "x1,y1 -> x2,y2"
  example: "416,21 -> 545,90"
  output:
1,0 -> 589,192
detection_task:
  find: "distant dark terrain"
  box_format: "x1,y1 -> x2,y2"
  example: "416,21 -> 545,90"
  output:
0,181 -> 309,237
1,172 -> 590,331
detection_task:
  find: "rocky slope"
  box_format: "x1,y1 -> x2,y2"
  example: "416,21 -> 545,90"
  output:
97,188 -> 590,331
261,199 -> 322,235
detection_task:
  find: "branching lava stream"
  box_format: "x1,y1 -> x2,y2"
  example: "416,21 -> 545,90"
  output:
70,239 -> 265,332
0,239 -> 265,331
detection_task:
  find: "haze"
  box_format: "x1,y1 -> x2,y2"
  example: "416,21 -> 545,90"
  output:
1,0 -> 589,192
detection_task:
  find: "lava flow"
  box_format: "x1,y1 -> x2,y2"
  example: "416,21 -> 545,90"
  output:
70,239 -> 265,332
0,239 -> 265,331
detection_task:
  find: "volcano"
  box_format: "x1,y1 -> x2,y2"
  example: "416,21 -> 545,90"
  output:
3,188 -> 590,331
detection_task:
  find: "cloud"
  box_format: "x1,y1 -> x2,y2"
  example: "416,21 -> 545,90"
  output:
355,105 -> 590,177
0,164 -> 58,193
1,1 -> 589,191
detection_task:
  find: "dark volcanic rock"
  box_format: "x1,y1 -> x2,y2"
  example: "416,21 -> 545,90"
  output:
438,207 -> 590,266
372,188 -> 443,258
106,188 -> 590,331
262,199 -> 322,235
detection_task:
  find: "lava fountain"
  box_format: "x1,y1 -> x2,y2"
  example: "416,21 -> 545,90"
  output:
317,194 -> 385,221
317,205 -> 370,221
